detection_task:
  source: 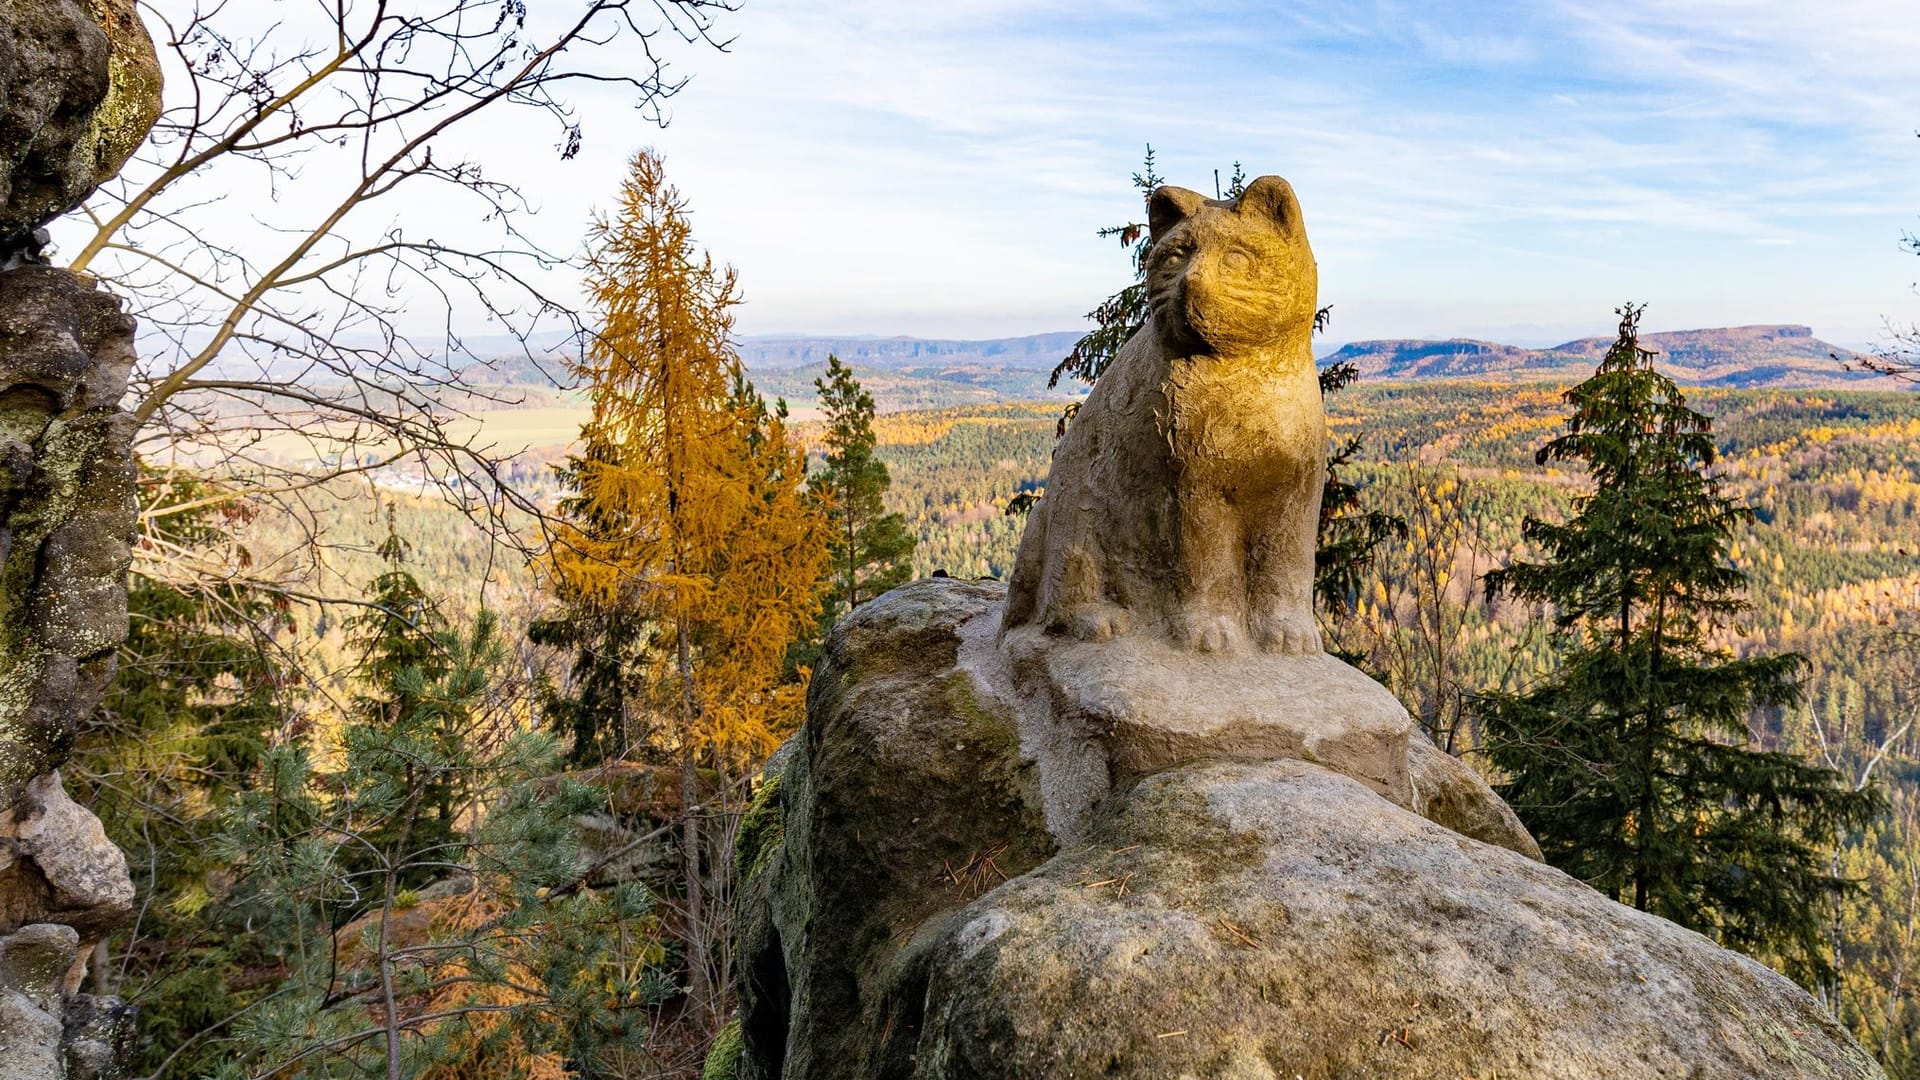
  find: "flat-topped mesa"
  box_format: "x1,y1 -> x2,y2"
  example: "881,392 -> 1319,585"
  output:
993,177 -> 1421,834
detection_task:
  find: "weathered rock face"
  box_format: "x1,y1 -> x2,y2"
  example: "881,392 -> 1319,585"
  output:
999,629 -> 1419,843
1407,730 -> 1542,861
0,3 -> 160,1075
734,580 -> 1055,1080
913,760 -> 1874,1079
731,578 -> 1882,1079
0,772 -> 135,972
0,265 -> 138,807
0,0 -> 162,262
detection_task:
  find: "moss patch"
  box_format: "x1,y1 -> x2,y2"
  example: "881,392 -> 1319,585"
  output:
735,775 -> 784,884
701,1017 -> 744,1080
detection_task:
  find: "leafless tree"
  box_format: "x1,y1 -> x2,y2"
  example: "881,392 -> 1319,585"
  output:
1839,220 -> 1920,383
61,4 -> 744,1071
1842,320 -> 1920,384
1807,669 -> 1916,1028
1330,466 -> 1526,754
68,0 -> 736,594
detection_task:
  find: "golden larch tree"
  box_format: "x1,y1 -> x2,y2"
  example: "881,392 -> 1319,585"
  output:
538,149 -> 829,1027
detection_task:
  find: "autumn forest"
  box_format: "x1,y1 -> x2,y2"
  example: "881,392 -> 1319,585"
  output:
13,1 -> 1920,1078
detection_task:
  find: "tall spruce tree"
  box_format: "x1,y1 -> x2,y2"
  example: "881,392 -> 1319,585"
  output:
1477,303 -> 1884,983
343,505 -> 459,891
219,610 -> 665,1077
531,427 -> 651,767
813,354 -> 914,620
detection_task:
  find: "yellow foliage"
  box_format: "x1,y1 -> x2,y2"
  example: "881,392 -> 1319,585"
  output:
416,886 -> 569,1080
538,150 -> 831,765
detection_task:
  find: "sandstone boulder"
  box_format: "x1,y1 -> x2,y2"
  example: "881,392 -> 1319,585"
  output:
0,988 -> 63,1080
909,759 -> 1875,1079
0,5 -> 158,1076
731,578 -> 1880,1079
0,772 -> 135,966
734,579 -> 1055,1080
0,922 -> 76,1080
1408,730 -> 1542,861
0,922 -> 77,1008
62,994 -> 136,1080
1000,629 -> 1413,836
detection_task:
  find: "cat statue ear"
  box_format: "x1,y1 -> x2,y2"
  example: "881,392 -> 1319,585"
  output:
1148,185 -> 1207,242
1234,175 -> 1300,232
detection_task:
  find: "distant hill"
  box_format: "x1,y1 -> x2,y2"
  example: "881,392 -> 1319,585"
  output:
738,332 -> 1083,372
752,359 -> 1082,414
1320,325 -> 1887,389
439,325 -> 1902,415
742,324 -> 1890,390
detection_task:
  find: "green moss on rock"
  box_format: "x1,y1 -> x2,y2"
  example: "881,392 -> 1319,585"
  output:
735,775 -> 784,884
702,1017 -> 743,1080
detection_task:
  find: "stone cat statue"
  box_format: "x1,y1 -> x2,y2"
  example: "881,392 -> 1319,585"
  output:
1002,175 -> 1325,655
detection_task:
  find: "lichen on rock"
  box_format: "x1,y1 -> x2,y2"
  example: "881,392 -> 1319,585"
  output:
0,4 -> 158,1075
734,579 -> 1055,1080
0,0 -> 162,260
0,772 -> 135,967
0,266 -> 137,809
735,775 -> 785,885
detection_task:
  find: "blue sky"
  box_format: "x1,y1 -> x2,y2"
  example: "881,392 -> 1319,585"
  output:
575,0 -> 1920,348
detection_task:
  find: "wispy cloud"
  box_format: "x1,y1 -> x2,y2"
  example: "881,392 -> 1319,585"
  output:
454,0 -> 1920,343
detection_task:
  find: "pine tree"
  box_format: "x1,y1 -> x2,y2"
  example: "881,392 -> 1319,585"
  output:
531,426 -> 651,766
1477,303 -> 1884,983
527,604 -> 649,767
219,610 -> 666,1077
1046,146 -> 1169,390
72,468 -> 292,1077
537,149 -> 830,1027
1313,359 -> 1407,619
813,354 -> 915,619
341,505 -> 459,892
350,505 -> 447,712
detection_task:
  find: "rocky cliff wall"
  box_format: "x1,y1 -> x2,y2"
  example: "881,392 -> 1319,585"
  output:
0,2 -> 159,1075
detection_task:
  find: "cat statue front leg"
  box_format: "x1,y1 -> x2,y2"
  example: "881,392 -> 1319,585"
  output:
1059,543 -> 1132,642
1171,484 -> 1247,653
1247,522 -> 1321,656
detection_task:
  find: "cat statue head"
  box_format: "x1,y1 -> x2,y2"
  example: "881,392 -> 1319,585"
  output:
1145,175 -> 1317,357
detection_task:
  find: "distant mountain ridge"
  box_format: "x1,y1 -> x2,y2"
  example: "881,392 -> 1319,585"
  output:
448,325 -> 1895,403
739,332 -> 1082,372
1322,324 -> 1882,388
736,324 -> 1885,389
